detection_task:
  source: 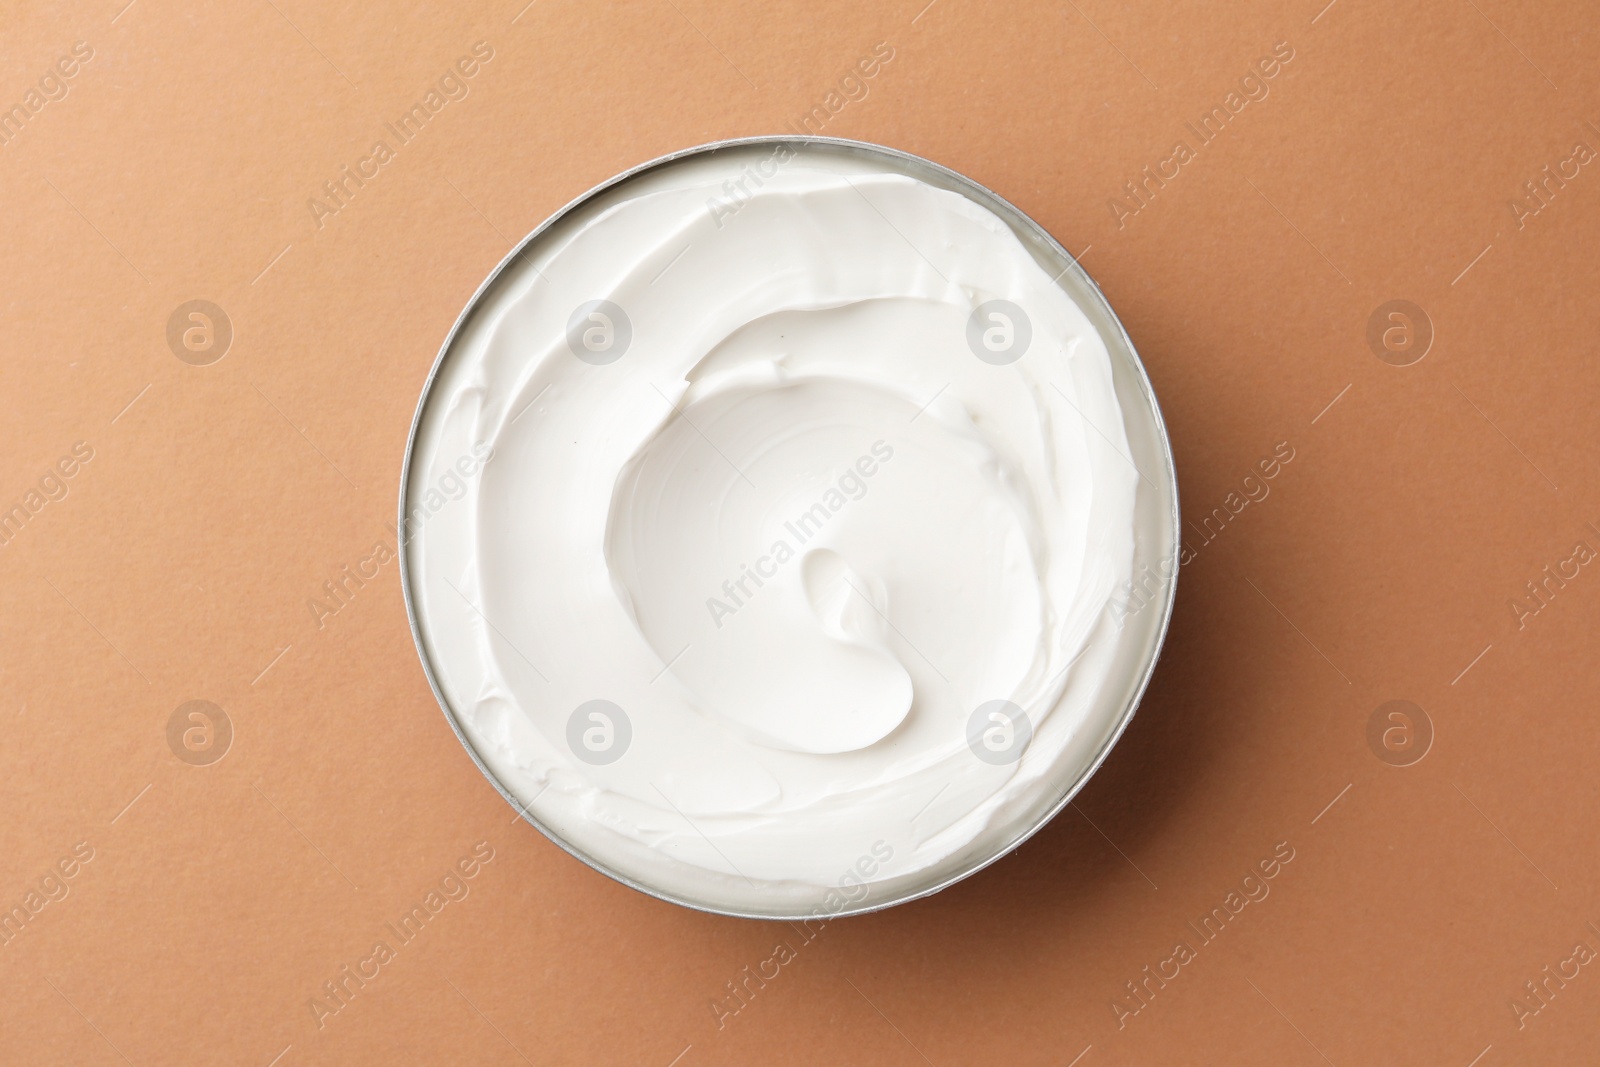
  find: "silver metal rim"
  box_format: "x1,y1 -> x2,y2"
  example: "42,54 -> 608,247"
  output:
398,135 -> 1181,921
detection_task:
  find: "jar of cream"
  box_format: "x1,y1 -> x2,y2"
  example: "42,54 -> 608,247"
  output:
401,137 -> 1179,919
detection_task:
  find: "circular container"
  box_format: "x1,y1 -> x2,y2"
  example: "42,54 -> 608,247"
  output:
399,136 -> 1180,919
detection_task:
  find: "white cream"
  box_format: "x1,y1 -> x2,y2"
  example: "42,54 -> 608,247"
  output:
405,143 -> 1174,916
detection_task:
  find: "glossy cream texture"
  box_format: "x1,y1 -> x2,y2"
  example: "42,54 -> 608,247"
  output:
407,146 -> 1147,914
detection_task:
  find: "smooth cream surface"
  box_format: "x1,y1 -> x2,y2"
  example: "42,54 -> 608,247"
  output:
407,145 -> 1152,914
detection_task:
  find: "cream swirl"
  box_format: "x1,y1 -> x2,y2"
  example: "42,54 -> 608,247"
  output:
404,142 -> 1175,916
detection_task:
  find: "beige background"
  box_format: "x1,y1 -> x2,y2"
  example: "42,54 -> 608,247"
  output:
3,0 -> 1599,1063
